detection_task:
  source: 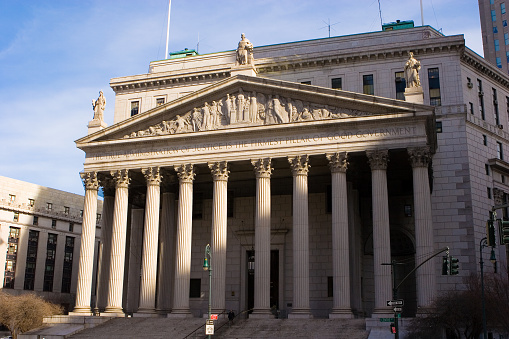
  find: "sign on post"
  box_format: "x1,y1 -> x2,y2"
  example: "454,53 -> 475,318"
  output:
393,307 -> 403,313
379,318 -> 395,322
205,324 -> 214,335
386,300 -> 404,307
210,314 -> 218,320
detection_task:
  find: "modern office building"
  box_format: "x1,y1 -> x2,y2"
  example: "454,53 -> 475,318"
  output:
71,23 -> 509,322
0,175 -> 102,312
479,0 -> 509,72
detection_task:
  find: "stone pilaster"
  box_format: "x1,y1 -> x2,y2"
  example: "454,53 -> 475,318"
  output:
95,177 -> 115,312
72,172 -> 99,315
157,172 -> 177,314
366,150 -> 392,316
250,158 -> 273,317
137,167 -> 162,315
326,152 -> 353,318
169,164 -> 195,317
288,155 -> 311,318
208,162 -> 229,314
104,169 -> 130,315
408,147 -> 435,310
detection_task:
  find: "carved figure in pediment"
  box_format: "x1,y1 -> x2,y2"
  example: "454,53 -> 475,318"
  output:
267,95 -> 287,124
228,94 -> 237,124
249,92 -> 258,123
202,102 -> 211,130
176,114 -> 190,133
237,90 -> 246,122
210,101 -> 221,128
191,108 -> 202,132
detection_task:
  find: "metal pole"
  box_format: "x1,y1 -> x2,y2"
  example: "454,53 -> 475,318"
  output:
392,261 -> 399,339
480,238 -> 488,339
208,267 -> 212,339
165,0 -> 171,59
420,0 -> 424,26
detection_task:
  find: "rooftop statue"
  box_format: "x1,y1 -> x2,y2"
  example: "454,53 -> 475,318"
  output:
92,90 -> 106,122
404,52 -> 421,88
236,33 -> 254,66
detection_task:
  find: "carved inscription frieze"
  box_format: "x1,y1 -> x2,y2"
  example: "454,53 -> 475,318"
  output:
124,89 -> 374,139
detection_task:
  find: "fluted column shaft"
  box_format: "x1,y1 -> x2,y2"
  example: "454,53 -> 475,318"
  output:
157,187 -> 176,313
209,162 -> 229,314
409,147 -> 435,309
138,167 -> 162,313
73,172 -> 99,314
251,158 -> 272,316
104,169 -> 130,314
96,180 -> 115,312
288,155 -> 311,317
327,153 -> 353,318
171,164 -> 195,315
367,150 -> 392,315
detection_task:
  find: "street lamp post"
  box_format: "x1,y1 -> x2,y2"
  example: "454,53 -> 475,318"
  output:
203,244 -> 212,339
480,237 -> 496,339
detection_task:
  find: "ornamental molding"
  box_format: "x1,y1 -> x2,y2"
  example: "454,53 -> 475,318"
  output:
408,146 -> 431,168
326,152 -> 348,173
142,167 -> 162,186
366,149 -> 389,170
175,164 -> 195,183
251,158 -> 273,178
288,155 -> 310,176
208,161 -> 229,181
111,169 -> 130,188
81,172 -> 99,191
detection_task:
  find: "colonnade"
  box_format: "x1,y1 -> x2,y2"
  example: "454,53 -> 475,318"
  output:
72,147 -> 434,318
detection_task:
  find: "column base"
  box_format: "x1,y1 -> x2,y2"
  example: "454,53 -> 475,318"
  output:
329,309 -> 354,319
102,306 -> 125,317
249,311 -> 274,319
167,309 -> 193,318
133,311 -> 163,318
371,308 -> 393,317
69,310 -> 93,316
288,309 -> 312,319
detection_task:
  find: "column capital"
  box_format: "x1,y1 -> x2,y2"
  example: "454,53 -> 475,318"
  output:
408,146 -> 431,168
110,169 -> 130,188
288,155 -> 310,176
175,164 -> 195,183
99,175 -> 115,197
366,149 -> 389,170
326,152 -> 348,173
80,172 -> 99,191
251,158 -> 272,178
142,167 -> 162,186
208,161 -> 229,181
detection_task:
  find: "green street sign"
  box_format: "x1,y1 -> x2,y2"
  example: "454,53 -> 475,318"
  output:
380,318 -> 395,322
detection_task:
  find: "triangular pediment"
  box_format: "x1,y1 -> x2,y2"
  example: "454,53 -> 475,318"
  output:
76,75 -> 432,147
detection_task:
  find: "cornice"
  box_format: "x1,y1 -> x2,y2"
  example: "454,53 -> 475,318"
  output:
461,49 -> 509,90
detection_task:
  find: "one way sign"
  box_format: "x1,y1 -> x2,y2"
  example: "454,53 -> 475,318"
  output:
387,300 -> 404,306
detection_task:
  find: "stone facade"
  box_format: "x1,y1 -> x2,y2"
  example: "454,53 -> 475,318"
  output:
73,26 -> 509,321
0,175 -> 102,312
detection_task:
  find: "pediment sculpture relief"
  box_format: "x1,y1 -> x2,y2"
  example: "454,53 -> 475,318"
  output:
124,90 -> 372,139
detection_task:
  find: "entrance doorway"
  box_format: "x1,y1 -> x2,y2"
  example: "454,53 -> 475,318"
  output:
246,250 -> 279,313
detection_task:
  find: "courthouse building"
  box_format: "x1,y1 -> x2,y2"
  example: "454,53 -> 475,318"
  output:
0,176 -> 102,312
72,23 -> 509,320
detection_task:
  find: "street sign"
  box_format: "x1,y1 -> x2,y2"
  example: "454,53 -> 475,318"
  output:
380,318 -> 395,322
386,300 -> 404,306
393,307 -> 403,313
206,319 -> 214,325
205,324 -> 214,335
210,314 -> 218,320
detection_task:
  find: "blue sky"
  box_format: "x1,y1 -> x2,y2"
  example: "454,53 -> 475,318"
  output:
0,0 -> 482,195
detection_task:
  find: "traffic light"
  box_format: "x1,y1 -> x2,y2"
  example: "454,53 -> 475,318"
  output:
390,323 -> 397,334
442,256 -> 449,275
487,219 -> 496,247
449,257 -> 459,275
499,219 -> 509,245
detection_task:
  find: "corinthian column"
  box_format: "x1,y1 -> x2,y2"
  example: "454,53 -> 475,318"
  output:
95,178 -> 115,312
137,167 -> 162,315
72,172 -> 99,315
208,161 -> 229,314
288,155 -> 311,318
366,150 -> 392,316
104,169 -> 130,315
169,164 -> 195,317
250,158 -> 272,318
326,152 -> 353,318
408,147 -> 435,310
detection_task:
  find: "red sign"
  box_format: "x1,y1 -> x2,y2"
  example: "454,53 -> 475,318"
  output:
210,314 -> 218,320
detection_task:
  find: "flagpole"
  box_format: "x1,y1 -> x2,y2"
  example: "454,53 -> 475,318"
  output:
420,0 -> 424,26
165,0 -> 171,59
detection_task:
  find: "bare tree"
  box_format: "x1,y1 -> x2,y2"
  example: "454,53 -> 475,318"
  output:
0,292 -> 62,339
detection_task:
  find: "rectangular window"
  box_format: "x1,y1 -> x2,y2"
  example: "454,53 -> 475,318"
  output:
51,219 -> 57,229
363,74 -> 374,95
331,78 -> 342,90
505,33 -> 509,45
493,10 -> 497,22
428,68 -> 441,106
96,214 -> 101,222
492,0 -> 496,4
9,194 -> 15,202
4,227 -> 20,288
395,71 -> 406,100
494,26 -> 499,33
502,3 -> 506,14
301,81 -> 311,85
436,121 -> 443,133
495,39 -> 500,51
488,187 -> 492,199
470,102 -> 474,114
497,142 -> 504,160
61,236 -> 74,293
43,233 -> 58,292
494,88 -> 500,125
328,276 -> 333,297
13,212 -> 19,222
24,230 -> 39,290
28,198 -> 35,207
33,215 -> 38,226
130,101 -> 139,116
79,210 -> 83,218
156,97 -> 165,106
484,134 -> 488,146
478,79 -> 485,120
189,278 -> 201,298
497,57 -> 503,68
46,202 -> 52,211
504,19 -> 508,26
69,222 -> 74,232
9,227 -> 20,240
486,164 -> 491,175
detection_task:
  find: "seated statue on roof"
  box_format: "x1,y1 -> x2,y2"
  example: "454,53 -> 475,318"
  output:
236,33 -> 254,66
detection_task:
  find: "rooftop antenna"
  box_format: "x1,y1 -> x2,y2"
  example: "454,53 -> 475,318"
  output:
377,0 -> 383,28
197,32 -> 200,54
420,0 -> 424,25
320,18 -> 340,38
165,0 -> 171,59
